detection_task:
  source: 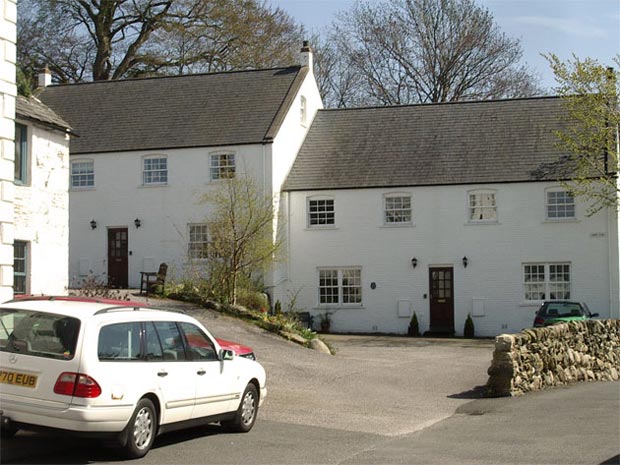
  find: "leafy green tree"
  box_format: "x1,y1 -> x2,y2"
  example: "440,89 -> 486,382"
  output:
546,54 -> 620,215
200,175 -> 284,305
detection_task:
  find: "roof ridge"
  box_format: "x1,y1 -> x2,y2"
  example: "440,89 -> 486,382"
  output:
43,65 -> 302,88
318,95 -> 561,113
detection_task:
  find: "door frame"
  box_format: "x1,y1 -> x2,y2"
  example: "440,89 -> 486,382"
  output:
107,227 -> 129,288
428,266 -> 455,334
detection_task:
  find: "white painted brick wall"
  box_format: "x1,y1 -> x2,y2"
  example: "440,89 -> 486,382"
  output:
275,183 -> 619,337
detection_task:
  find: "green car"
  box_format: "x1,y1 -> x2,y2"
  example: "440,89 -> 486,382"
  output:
533,301 -> 599,327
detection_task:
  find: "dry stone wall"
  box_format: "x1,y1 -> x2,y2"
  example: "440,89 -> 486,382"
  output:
487,319 -> 620,397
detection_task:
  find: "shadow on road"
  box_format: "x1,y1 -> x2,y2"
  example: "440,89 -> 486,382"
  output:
447,384 -> 488,399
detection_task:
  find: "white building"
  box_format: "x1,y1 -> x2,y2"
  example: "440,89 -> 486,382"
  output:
276,98 -> 620,337
39,46 -> 322,288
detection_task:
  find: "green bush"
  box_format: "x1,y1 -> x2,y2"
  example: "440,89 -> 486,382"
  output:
464,313 -> 475,338
408,312 -> 420,337
236,289 -> 269,312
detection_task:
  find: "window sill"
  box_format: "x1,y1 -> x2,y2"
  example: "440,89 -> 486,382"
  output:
313,305 -> 365,310
139,183 -> 169,188
465,221 -> 500,226
70,186 -> 95,191
305,226 -> 338,231
543,218 -> 578,224
380,223 -> 414,229
519,301 -> 542,307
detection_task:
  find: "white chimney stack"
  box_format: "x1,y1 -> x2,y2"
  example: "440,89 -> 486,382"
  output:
300,41 -> 313,73
38,66 -> 52,88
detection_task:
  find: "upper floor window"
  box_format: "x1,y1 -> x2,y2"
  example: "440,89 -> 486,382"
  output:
188,224 -> 208,259
308,198 -> 335,227
523,263 -> 571,301
143,156 -> 167,185
468,190 -> 497,222
300,95 -> 307,125
14,123 -> 27,184
71,159 -> 94,189
210,153 -> 235,180
546,190 -> 575,220
13,241 -> 28,295
384,194 -> 412,225
318,268 -> 362,306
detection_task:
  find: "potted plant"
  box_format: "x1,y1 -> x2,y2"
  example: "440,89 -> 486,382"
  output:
408,312 -> 420,337
464,313 -> 475,338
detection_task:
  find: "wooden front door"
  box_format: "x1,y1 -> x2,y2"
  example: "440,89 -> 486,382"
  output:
429,267 -> 455,334
108,228 -> 128,288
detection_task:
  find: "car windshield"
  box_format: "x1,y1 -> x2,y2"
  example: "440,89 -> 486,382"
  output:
0,308 -> 80,360
540,303 -> 585,318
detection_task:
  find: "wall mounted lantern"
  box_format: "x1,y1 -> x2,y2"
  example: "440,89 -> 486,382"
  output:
462,256 -> 468,268
411,257 -> 418,269
134,218 -> 141,228
90,220 -> 97,230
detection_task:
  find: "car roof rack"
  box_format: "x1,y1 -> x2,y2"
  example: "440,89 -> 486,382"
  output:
93,306 -> 150,315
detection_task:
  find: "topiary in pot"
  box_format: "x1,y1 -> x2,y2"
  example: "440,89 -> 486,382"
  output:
464,313 -> 475,338
408,312 -> 420,337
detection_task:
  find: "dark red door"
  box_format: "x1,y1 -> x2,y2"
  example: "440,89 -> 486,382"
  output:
108,228 -> 128,288
429,267 -> 454,334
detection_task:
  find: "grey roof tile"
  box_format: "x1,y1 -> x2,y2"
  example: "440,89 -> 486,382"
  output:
16,95 -> 72,133
38,66 -> 305,155
283,97 -> 570,191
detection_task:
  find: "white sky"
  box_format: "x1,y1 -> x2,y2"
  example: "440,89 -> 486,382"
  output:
270,0 -> 620,92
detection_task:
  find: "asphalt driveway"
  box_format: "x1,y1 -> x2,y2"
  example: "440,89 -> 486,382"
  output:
145,297 -> 495,436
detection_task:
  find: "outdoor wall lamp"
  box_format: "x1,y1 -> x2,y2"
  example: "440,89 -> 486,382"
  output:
90,219 -> 97,230
462,256 -> 468,268
411,257 -> 418,268
134,218 -> 141,228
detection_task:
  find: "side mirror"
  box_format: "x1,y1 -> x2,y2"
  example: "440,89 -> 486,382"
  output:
220,349 -> 234,361
590,313 -> 599,318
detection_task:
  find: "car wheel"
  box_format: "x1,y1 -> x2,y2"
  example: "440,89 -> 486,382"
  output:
0,426 -> 18,439
122,398 -> 157,459
223,383 -> 259,433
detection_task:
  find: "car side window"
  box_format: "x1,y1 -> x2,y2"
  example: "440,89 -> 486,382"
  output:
179,322 -> 218,361
153,321 -> 186,361
144,322 -> 164,361
98,322 -> 141,361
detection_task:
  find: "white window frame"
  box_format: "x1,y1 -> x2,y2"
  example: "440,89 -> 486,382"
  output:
300,95 -> 307,126
70,159 -> 95,189
468,189 -> 498,223
142,155 -> 168,186
307,196 -> 335,228
318,267 -> 362,307
14,241 -> 29,295
188,224 -> 209,259
523,262 -> 571,302
210,153 -> 236,181
14,122 -> 28,185
383,193 -> 412,225
545,188 -> 576,220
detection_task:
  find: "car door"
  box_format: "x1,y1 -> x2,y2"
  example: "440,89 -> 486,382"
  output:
178,322 -> 239,419
148,322 -> 197,424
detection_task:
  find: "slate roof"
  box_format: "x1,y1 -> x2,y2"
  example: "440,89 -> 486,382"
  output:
38,66 -> 307,155
16,95 -> 72,133
283,96 -> 570,191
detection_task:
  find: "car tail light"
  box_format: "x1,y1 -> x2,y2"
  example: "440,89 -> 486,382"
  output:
534,316 -> 545,326
54,372 -> 102,398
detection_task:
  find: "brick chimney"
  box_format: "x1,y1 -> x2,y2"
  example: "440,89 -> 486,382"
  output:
300,41 -> 313,73
38,66 -> 52,88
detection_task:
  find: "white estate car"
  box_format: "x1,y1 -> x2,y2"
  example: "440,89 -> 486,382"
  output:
0,298 -> 267,459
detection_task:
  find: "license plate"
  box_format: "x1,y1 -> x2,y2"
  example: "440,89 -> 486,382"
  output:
0,370 -> 38,388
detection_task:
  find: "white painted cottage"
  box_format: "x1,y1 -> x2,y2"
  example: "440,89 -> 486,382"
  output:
275,98 -> 620,337
38,46 -> 322,288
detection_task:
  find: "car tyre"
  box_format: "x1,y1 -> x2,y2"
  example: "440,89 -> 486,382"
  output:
122,398 -> 157,459
222,383 -> 258,433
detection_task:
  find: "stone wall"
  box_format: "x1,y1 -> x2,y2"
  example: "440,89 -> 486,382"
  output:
487,320 -> 620,397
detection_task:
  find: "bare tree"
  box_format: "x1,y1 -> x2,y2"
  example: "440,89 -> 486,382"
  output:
323,0 -> 542,107
17,0 -> 303,86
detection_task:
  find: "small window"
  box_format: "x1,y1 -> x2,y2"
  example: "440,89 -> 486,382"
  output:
546,190 -> 575,220
468,191 -> 497,222
188,224 -> 208,259
210,153 -> 235,180
14,123 -> 27,184
523,263 -> 571,301
71,160 -> 95,188
318,268 -> 362,306
98,322 -> 142,361
13,241 -> 28,295
308,198 -> 335,227
179,322 -> 218,361
384,195 -> 412,224
143,156 -> 168,185
300,95 -> 307,125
